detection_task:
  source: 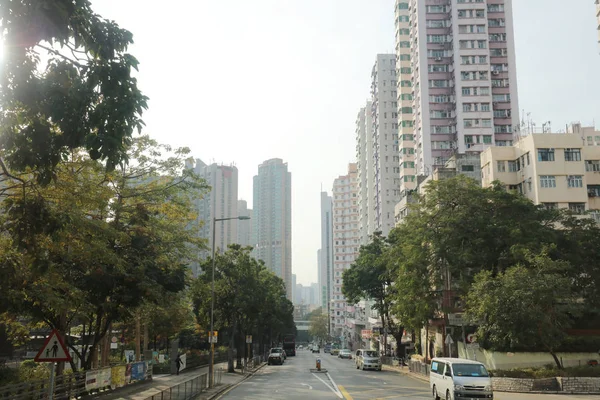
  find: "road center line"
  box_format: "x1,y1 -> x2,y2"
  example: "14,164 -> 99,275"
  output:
338,385 -> 354,400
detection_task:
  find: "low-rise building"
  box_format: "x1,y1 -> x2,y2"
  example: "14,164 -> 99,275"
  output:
480,126 -> 600,223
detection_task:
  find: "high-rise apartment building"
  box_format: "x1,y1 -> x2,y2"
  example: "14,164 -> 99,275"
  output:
187,159 -> 239,276
356,101 -> 377,244
318,192 -> 334,313
253,158 -> 292,299
331,164 -> 359,337
596,0 -> 600,50
394,0 -> 520,191
371,54 -> 402,236
237,200 -> 254,247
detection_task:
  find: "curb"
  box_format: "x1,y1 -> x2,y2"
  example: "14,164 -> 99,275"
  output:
206,363 -> 267,400
382,365 -> 429,383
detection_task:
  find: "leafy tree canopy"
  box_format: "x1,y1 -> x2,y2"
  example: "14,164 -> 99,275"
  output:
0,0 -> 148,184
465,251 -> 582,368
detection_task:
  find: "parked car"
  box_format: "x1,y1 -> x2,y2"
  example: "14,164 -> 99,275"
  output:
430,357 -> 493,400
268,348 -> 285,365
355,349 -> 382,371
338,349 -> 352,359
272,347 -> 287,360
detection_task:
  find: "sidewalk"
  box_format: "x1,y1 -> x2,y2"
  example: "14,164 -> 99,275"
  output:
382,364 -> 428,383
195,362 -> 267,400
382,364 -> 600,399
95,362 -> 228,400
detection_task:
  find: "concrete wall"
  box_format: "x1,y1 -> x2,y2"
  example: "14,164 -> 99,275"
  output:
458,341 -> 599,369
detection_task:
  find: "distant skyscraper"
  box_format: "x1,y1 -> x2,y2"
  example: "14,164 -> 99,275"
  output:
237,200 -> 254,247
253,158 -> 292,299
394,0 -> 520,192
292,273 -> 297,304
331,164 -> 359,337
596,0 -> 600,52
371,54 -> 401,236
356,101 -> 376,245
187,159 -> 239,276
319,192 -> 334,316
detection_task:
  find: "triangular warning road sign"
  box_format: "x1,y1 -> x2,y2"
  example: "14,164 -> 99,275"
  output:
34,329 -> 72,362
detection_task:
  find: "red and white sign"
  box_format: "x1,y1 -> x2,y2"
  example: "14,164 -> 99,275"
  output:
361,329 -> 372,339
34,329 -> 72,362
466,333 -> 477,344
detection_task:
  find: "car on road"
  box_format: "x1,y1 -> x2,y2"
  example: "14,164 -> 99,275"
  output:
330,348 -> 340,356
311,345 -> 320,353
338,349 -> 352,359
430,358 -> 493,400
268,348 -> 285,365
355,349 -> 382,371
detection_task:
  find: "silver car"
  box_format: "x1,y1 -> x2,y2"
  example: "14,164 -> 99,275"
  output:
355,349 -> 382,371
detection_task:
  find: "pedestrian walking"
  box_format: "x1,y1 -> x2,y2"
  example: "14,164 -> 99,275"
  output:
175,354 -> 183,375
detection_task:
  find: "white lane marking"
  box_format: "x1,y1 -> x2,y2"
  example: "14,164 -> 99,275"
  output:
301,383 -> 313,390
325,372 -> 344,398
312,373 -> 342,398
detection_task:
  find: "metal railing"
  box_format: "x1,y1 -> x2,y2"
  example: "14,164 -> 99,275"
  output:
0,362 -> 152,399
143,370 -> 223,400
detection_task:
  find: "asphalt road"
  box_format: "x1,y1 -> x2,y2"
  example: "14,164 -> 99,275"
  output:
217,349 -> 431,399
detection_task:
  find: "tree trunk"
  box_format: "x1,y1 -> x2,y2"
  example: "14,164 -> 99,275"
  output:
235,330 -> 243,369
392,326 -> 404,358
143,322 -> 149,352
228,321 -> 236,373
550,351 -> 563,369
135,313 -> 141,361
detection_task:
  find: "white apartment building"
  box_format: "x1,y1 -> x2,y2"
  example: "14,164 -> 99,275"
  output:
481,125 -> 600,222
331,164 -> 360,337
356,101 -> 376,245
372,54 -> 402,237
394,0 -> 520,191
187,159 -> 239,276
253,158 -> 293,299
237,200 -> 254,247
318,192 -> 334,312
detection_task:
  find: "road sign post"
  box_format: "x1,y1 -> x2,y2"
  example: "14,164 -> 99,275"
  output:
34,329 -> 71,400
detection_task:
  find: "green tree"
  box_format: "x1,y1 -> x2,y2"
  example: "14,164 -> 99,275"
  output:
465,252 -> 581,368
308,308 -> 328,345
342,232 -> 403,356
192,245 -> 295,371
0,0 -> 148,184
0,137 -> 206,370
554,214 -> 600,309
387,224 -> 437,337
402,175 -> 559,288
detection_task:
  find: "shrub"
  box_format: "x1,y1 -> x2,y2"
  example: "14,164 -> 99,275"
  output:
491,366 -> 600,379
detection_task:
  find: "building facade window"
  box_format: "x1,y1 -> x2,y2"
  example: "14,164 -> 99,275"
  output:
585,160 -> 600,172
539,175 -> 556,188
564,148 -> 582,162
537,148 -> 555,162
567,175 -> 583,188
497,161 -> 506,172
568,203 -> 586,214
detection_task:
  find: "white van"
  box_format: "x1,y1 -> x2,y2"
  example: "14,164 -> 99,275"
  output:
429,358 -> 493,400
354,349 -> 382,371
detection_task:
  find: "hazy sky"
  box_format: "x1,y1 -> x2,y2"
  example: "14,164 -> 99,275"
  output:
88,0 -> 600,286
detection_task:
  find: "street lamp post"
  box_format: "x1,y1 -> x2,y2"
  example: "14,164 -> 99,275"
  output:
209,215 -> 251,387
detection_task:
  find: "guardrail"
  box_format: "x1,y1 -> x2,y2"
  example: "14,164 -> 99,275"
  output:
408,359 -> 430,377
143,369 -> 223,400
0,362 -> 152,399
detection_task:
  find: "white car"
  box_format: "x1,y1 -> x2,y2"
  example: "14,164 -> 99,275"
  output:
430,358 -> 493,400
